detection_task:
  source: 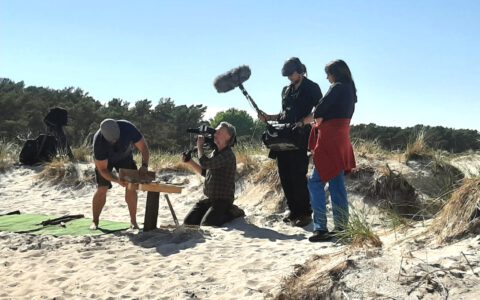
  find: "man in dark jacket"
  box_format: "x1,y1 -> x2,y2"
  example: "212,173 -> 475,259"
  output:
259,57 -> 323,227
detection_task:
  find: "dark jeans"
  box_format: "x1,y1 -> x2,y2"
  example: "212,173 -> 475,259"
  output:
276,149 -> 311,218
184,198 -> 235,226
95,156 -> 137,189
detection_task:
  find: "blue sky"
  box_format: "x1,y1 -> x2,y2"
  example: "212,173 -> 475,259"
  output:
1,0 -> 479,130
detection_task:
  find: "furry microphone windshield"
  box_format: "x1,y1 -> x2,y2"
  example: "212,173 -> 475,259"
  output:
213,65 -> 251,93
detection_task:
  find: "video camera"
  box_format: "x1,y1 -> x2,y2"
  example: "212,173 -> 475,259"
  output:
183,125 -> 217,162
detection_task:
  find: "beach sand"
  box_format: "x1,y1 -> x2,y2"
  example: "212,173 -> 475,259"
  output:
1,160 -> 479,299
0,164 -> 342,299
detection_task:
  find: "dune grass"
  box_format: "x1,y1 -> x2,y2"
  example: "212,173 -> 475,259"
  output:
430,178 -> 480,243
404,130 -> 432,161
138,150 -> 192,173
38,157 -> 94,187
0,139 -> 19,172
142,144 -> 268,175
366,164 -> 419,217
71,144 -> 92,163
276,252 -> 353,300
352,138 -> 389,160
335,206 -> 383,248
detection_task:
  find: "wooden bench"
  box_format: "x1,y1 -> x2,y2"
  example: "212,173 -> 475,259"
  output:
120,169 -> 183,231
127,183 -> 183,231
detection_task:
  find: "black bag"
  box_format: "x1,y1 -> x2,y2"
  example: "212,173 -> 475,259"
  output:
44,107 -> 68,127
261,123 -> 305,151
19,134 -> 57,165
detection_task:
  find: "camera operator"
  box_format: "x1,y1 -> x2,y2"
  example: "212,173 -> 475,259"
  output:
181,122 -> 244,226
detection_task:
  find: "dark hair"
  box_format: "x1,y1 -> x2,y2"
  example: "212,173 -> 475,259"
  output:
282,57 -> 307,76
325,59 -> 357,102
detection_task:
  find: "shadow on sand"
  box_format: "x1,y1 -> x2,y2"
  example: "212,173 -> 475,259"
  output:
224,218 -> 306,241
126,226 -> 206,257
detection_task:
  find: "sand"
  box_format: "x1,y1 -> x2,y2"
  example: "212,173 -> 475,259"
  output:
1,159 -> 479,299
0,164 -> 342,299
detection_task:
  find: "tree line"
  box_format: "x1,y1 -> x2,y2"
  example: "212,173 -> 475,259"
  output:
350,123 -> 480,153
1,79 -> 479,153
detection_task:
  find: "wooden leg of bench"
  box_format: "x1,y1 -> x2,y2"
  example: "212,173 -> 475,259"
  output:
143,191 -> 159,231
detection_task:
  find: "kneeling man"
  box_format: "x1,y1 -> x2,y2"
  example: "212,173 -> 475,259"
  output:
182,122 -> 244,226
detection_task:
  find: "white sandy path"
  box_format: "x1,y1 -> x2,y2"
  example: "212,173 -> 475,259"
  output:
0,164 -> 344,299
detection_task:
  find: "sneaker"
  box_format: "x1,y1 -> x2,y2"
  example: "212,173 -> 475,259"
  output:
308,230 -> 332,242
228,204 -> 245,218
329,227 -> 346,239
282,213 -> 295,223
292,214 -> 312,227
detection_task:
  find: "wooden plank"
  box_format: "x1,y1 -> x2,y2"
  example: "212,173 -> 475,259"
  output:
143,191 -> 159,231
127,183 -> 183,194
119,168 -> 155,183
138,183 -> 182,194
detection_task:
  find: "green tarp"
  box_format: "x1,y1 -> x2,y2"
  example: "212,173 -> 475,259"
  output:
0,214 -> 130,236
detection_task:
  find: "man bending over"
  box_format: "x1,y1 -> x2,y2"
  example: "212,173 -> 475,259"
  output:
91,119 -> 149,230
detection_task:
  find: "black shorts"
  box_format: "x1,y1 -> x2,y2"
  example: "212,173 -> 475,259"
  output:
95,156 -> 137,189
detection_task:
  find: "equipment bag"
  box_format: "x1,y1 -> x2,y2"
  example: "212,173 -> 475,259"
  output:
19,134 -> 58,165
261,123 -> 305,152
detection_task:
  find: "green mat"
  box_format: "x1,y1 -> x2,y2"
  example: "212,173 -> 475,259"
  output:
0,214 -> 131,236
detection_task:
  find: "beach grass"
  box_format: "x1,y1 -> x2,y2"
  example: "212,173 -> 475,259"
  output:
0,139 -> 19,172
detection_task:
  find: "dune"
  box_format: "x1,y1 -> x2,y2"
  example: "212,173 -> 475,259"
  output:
1,154 -> 479,299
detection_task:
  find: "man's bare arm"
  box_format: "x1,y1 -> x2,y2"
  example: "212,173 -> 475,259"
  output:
95,159 -> 126,187
134,138 -> 150,168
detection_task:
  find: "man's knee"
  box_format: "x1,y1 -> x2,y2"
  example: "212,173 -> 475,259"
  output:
96,186 -> 109,196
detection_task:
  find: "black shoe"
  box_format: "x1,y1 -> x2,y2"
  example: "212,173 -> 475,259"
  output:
283,213 -> 295,223
329,227 -> 346,239
292,214 -> 312,227
308,230 -> 332,242
228,204 -> 245,218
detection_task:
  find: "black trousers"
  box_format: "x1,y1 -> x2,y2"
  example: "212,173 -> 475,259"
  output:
95,156 -> 137,189
276,149 -> 311,218
184,198 -> 235,227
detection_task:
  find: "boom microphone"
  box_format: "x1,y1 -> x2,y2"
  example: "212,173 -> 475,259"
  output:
213,65 -> 251,93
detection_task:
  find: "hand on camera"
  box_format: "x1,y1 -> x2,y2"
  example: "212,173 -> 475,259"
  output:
197,135 -> 205,149
258,110 -> 268,123
182,152 -> 191,163
292,120 -> 304,130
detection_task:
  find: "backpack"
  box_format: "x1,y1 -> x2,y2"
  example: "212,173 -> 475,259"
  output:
19,134 -> 58,165
44,107 -> 68,127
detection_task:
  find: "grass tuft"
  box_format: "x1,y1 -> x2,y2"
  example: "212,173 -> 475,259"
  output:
429,178 -> 480,243
0,139 -> 19,172
72,144 -> 92,163
252,159 -> 282,192
335,206 -> 383,248
142,151 -> 192,173
38,158 -> 93,187
404,130 -> 432,161
352,138 -> 388,159
366,164 -> 419,217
